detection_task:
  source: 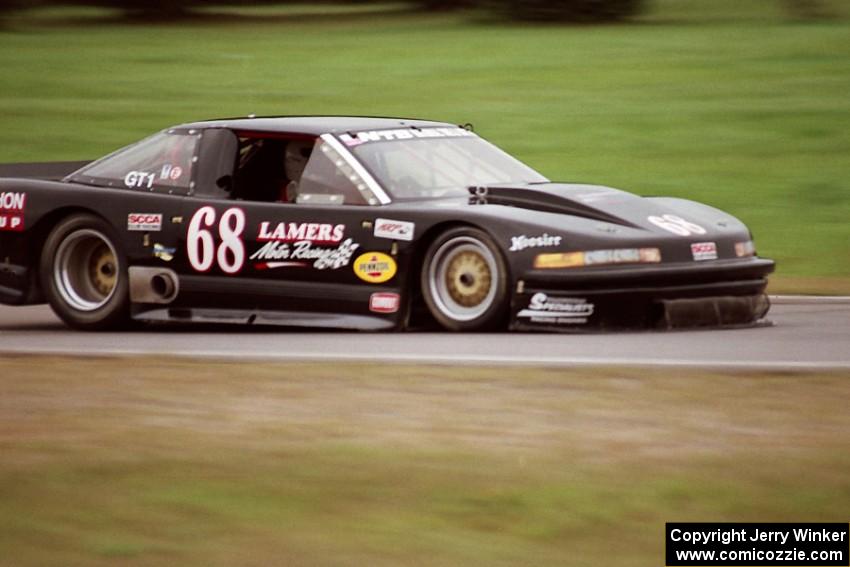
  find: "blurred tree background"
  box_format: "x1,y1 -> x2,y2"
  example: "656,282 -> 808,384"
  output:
0,0 -> 832,21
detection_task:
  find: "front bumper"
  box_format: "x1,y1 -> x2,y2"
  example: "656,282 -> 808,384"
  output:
510,257 -> 775,331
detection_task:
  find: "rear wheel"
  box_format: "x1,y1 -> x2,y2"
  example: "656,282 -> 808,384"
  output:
421,227 -> 509,331
40,214 -> 130,330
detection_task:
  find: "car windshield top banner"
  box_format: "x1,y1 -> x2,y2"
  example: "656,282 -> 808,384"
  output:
339,127 -> 475,146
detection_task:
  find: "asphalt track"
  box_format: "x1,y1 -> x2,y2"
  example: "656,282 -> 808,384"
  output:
0,297 -> 848,370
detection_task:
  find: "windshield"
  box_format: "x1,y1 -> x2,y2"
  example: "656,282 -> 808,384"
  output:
342,128 -> 548,200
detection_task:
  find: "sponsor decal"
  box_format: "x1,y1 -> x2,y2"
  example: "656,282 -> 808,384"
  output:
369,292 -> 400,314
124,170 -> 156,189
648,214 -> 707,237
258,221 -> 345,244
584,248 -> 660,265
251,220 -> 356,270
691,241 -> 718,261
0,191 -> 25,232
160,164 -> 184,181
534,248 -> 661,269
251,239 -> 359,270
374,218 -> 414,241
127,213 -> 162,232
339,127 -> 476,147
517,293 -> 594,325
353,252 -> 397,283
534,251 -> 585,269
153,243 -> 176,262
509,233 -> 562,252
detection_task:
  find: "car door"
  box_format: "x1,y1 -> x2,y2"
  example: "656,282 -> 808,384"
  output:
176,129 -> 397,320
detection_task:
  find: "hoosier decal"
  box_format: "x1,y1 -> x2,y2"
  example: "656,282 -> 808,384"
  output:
0,191 -> 25,232
509,233 -> 562,252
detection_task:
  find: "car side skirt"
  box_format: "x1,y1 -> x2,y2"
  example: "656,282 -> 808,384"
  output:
130,274 -> 404,331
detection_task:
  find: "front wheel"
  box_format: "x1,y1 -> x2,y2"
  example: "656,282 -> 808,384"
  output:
40,214 -> 130,330
421,227 -> 509,331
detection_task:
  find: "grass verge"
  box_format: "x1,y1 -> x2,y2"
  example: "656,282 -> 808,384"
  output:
1,356 -> 848,566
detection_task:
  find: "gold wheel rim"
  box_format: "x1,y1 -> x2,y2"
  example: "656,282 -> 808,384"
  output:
88,244 -> 117,298
444,250 -> 492,308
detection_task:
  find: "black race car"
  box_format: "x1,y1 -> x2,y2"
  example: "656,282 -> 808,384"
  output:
0,116 -> 774,331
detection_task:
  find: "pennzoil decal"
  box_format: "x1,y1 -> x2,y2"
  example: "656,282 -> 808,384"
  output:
353,252 -> 397,283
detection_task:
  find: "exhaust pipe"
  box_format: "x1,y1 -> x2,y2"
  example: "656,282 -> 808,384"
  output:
129,267 -> 179,304
150,273 -> 176,300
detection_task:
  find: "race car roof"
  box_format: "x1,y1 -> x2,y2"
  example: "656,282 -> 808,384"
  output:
178,116 -> 455,136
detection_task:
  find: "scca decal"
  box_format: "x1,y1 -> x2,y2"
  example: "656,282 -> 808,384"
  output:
691,241 -> 718,261
127,213 -> 162,232
353,252 -> 397,283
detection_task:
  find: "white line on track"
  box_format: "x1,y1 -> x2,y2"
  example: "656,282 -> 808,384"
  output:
769,295 -> 850,304
3,347 -> 849,371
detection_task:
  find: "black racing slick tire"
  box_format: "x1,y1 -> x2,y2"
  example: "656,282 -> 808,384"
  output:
421,227 -> 509,331
39,213 -> 130,330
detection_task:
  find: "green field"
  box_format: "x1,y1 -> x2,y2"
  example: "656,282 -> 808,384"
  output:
0,356 -> 848,566
1,2 -> 849,291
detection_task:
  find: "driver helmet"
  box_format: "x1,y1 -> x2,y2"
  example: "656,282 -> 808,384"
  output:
284,140 -> 314,182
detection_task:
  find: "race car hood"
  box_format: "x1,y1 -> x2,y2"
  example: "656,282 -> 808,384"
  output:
469,182 -> 747,238
471,183 -> 643,227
